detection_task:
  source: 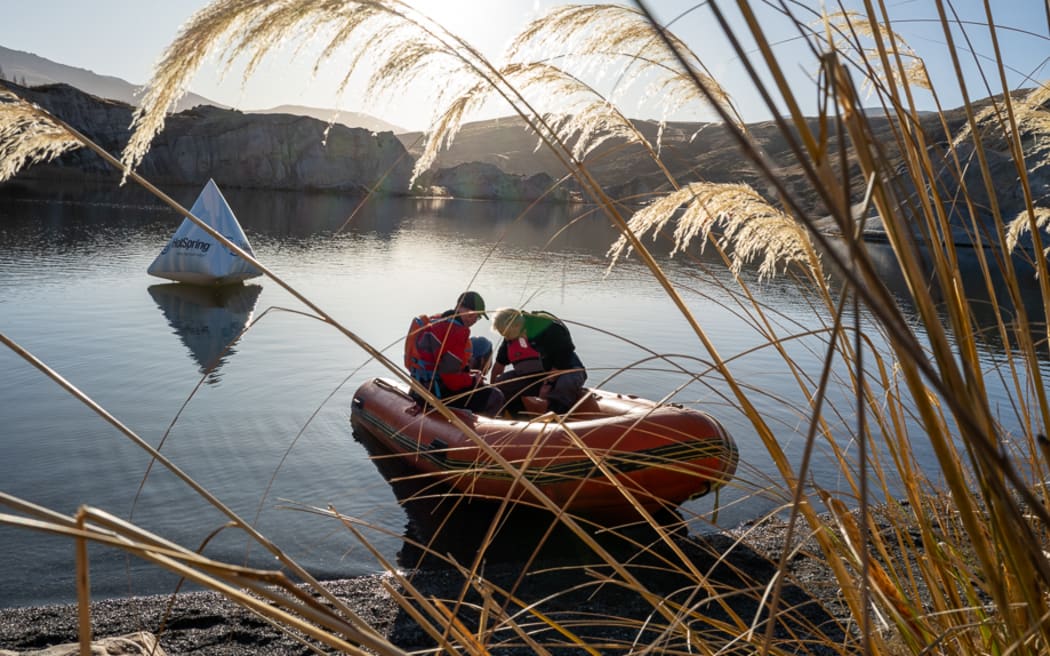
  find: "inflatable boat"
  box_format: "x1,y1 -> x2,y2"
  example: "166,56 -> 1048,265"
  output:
350,377 -> 738,517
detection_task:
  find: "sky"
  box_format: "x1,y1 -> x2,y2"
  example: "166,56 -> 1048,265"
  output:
0,1 -> 1047,132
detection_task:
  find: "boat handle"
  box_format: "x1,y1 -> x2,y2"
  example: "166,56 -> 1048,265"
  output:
375,377 -> 416,401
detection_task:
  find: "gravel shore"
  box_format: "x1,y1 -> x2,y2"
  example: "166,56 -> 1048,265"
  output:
0,514 -> 856,655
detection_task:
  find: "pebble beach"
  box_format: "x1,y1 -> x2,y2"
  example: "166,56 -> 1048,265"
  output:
0,519 -> 855,655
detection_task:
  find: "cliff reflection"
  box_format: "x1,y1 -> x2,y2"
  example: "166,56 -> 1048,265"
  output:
824,239 -> 1048,356
148,283 -> 262,382
218,188 -> 409,241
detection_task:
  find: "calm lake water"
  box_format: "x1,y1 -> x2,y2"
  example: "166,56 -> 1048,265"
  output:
1,180 -> 1045,608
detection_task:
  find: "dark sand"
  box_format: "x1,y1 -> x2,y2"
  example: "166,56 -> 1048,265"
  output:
0,517 -> 855,655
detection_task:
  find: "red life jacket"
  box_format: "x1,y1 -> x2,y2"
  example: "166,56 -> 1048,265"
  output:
506,336 -> 541,364
403,313 -> 471,397
504,336 -> 543,375
404,314 -> 437,376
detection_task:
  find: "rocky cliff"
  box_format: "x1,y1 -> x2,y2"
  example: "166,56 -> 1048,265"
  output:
12,83 -> 415,195
7,83 -> 571,202
9,83 -> 1046,224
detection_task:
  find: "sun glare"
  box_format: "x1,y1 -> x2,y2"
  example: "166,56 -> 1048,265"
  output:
405,0 -> 557,62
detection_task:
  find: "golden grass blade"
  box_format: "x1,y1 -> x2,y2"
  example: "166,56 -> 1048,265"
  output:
75,509 -> 91,656
432,599 -> 492,655
822,492 -> 932,648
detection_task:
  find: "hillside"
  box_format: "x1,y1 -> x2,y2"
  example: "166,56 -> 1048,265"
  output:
0,45 -> 397,134
248,104 -> 405,135
0,45 -> 216,113
401,101 -> 1048,246
402,114 -> 941,215
1,82 -> 564,202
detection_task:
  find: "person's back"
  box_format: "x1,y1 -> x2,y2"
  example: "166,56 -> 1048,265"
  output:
403,291 -> 504,415
403,312 -> 468,397
519,311 -> 580,372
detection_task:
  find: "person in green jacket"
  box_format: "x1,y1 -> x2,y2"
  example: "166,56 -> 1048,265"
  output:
490,308 -> 587,414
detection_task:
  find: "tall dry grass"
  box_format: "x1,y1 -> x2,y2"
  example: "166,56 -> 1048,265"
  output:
2,0 -> 1050,654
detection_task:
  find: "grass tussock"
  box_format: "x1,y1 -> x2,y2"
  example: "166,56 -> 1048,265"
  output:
0,89 -> 82,182
606,181 -> 824,281
3,0 -> 1050,654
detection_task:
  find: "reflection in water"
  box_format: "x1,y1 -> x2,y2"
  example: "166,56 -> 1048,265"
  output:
220,187 -> 405,240
352,425 -> 686,572
0,180 -> 622,259
148,282 -> 262,381
824,239 -> 1049,354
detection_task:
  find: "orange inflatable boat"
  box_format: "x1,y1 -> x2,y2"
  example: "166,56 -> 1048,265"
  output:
350,377 -> 738,517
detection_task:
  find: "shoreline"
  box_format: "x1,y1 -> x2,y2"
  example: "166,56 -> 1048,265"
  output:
0,519 -> 853,655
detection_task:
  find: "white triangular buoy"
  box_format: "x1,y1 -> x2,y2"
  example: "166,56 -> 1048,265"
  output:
147,179 -> 262,285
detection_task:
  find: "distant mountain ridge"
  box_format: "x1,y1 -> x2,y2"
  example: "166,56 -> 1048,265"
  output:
0,45 -> 216,113
0,45 -> 403,134
247,104 -> 405,136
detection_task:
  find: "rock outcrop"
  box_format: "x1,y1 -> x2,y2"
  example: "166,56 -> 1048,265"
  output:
8,83 -> 570,202
12,84 -> 415,195
420,161 -> 569,202
143,105 -> 413,194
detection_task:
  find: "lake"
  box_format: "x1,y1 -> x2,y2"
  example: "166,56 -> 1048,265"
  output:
1,180 -> 1043,608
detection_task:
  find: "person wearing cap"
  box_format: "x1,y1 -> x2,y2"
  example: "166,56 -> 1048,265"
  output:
454,291 -> 495,374
490,308 -> 587,415
403,291 -> 504,415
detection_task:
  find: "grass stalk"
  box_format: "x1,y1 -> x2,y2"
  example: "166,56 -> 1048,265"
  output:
75,509 -> 91,656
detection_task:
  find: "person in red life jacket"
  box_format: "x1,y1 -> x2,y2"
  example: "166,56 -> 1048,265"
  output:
403,291 -> 504,415
490,308 -> 586,415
